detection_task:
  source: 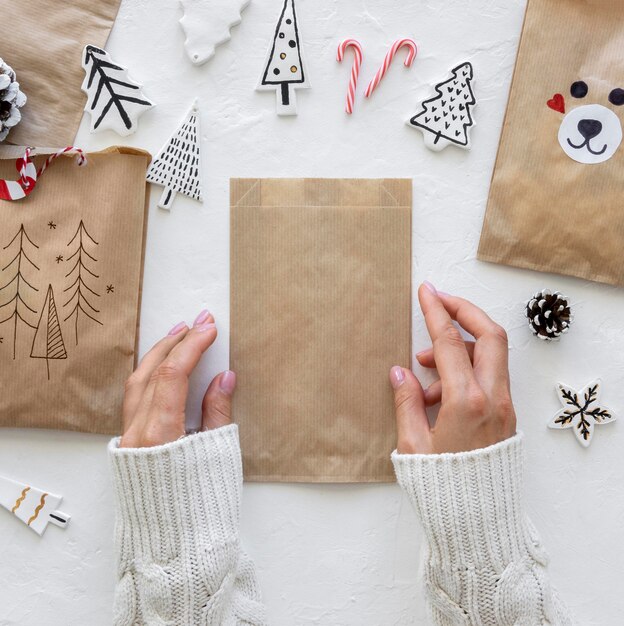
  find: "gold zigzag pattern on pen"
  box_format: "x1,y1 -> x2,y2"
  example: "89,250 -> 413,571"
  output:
12,486 -> 30,513
28,493 -> 47,526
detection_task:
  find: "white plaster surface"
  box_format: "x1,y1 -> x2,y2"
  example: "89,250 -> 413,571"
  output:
2,0 -> 623,624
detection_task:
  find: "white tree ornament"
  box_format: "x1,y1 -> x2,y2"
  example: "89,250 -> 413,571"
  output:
146,101 -> 203,210
179,0 -> 251,66
408,62 -> 476,151
548,380 -> 616,448
257,0 -> 309,116
81,45 -> 154,136
0,474 -> 70,536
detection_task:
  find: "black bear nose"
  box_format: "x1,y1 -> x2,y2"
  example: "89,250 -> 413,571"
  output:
577,119 -> 603,139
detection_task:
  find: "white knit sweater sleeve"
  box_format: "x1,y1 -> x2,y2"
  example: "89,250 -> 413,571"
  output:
392,433 -> 574,626
108,424 -> 267,626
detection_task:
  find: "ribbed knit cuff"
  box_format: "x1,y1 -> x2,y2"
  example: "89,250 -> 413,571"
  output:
392,433 -> 529,571
109,425 -> 243,566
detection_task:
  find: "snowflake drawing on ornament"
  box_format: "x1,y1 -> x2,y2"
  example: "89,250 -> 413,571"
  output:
257,0 -> 309,115
408,62 -> 476,151
548,380 -> 616,447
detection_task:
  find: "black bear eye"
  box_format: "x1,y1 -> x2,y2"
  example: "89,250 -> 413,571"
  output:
609,88 -> 624,106
570,81 -> 588,98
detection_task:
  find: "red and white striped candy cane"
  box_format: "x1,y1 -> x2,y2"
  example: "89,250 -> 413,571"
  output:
365,38 -> 418,98
337,39 -> 363,115
0,146 -> 86,201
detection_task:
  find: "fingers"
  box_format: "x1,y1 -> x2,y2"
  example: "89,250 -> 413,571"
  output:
389,366 -> 431,454
417,341 -> 475,369
423,380 -> 442,406
146,319 -> 218,420
202,370 -> 236,431
437,293 -> 509,384
418,283 -> 474,389
122,321 -> 190,430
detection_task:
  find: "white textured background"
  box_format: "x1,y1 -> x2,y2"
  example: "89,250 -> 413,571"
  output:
2,0 -> 623,624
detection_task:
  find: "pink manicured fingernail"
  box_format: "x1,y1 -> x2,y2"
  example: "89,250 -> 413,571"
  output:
219,370 -> 236,394
196,322 -> 216,333
390,366 -> 405,389
423,281 -> 437,294
416,349 -> 428,358
437,291 -> 451,297
168,321 -> 187,335
193,309 -> 211,327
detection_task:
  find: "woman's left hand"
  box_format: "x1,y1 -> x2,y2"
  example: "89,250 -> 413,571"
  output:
120,310 -> 236,448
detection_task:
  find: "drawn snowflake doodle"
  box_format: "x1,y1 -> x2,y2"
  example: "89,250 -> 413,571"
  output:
548,380 -> 616,447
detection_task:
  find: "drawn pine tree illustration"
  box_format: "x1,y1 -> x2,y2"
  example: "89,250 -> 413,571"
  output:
0,224 -> 39,359
81,45 -> 153,135
146,101 -> 202,210
30,284 -> 67,380
63,220 -> 103,345
409,62 -> 476,151
257,0 -> 308,115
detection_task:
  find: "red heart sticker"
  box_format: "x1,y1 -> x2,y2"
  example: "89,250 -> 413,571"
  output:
547,93 -> 565,114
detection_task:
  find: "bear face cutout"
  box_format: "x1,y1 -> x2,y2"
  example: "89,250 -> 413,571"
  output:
557,81 -> 623,164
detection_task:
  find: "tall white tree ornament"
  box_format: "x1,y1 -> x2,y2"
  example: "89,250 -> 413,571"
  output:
179,0 -> 251,65
81,45 -> 154,136
408,62 -> 476,151
0,474 -> 70,536
146,101 -> 203,210
257,0 -> 309,116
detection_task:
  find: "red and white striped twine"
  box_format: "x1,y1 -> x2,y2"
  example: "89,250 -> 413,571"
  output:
364,38 -> 418,98
37,146 -> 87,178
337,39 -> 364,115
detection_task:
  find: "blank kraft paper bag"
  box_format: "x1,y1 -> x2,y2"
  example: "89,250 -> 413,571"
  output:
0,146 -> 150,435
231,178 -> 412,483
478,0 -> 624,286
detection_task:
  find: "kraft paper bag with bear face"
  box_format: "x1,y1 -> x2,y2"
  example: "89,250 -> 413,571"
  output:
0,146 -> 150,435
478,0 -> 624,286
230,178 -> 412,482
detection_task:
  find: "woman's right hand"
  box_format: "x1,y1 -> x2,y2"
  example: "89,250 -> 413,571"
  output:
389,282 -> 517,455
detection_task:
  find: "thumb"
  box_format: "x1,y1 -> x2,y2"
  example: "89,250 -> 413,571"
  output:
389,366 -> 431,454
201,370 -> 236,431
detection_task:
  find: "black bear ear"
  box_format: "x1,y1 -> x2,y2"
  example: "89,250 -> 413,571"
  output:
571,81 -> 588,98
609,88 -> 624,106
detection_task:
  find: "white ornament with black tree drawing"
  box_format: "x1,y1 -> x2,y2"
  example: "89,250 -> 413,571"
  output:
146,101 -> 203,210
257,0 -> 310,116
0,474 -> 70,536
81,45 -> 154,136
179,0 -> 251,66
408,62 -> 476,151
548,379 -> 616,447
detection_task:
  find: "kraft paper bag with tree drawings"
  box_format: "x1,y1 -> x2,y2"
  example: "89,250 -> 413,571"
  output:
3,0 -> 121,147
478,0 -> 624,286
0,146 -> 150,435
231,178 -> 412,483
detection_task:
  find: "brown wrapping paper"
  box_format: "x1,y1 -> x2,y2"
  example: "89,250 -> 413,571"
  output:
4,0 -> 121,147
0,146 -> 150,434
478,0 -> 624,286
230,178 -> 412,483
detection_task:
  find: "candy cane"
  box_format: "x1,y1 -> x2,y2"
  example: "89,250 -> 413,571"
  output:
365,38 -> 418,98
337,39 -> 363,114
0,146 -> 86,201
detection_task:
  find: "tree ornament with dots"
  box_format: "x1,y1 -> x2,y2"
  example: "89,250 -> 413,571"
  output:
257,0 -> 310,116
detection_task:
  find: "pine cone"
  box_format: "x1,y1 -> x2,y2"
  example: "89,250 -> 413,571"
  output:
525,289 -> 572,341
0,57 -> 27,142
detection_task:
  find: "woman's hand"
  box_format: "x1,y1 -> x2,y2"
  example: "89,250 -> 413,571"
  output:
390,282 -> 516,454
120,310 -> 236,448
